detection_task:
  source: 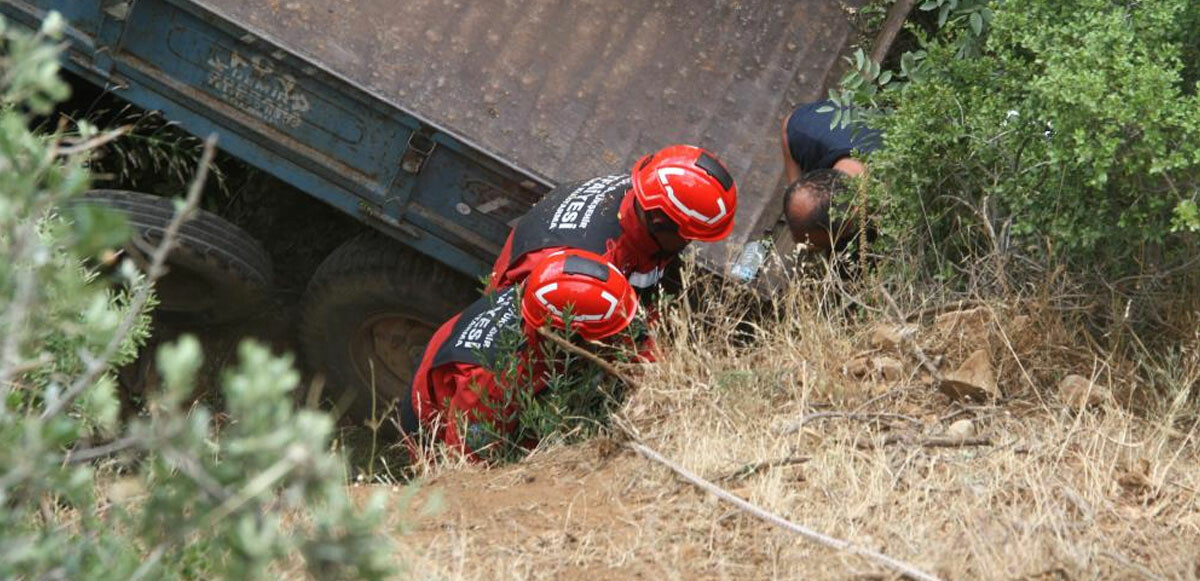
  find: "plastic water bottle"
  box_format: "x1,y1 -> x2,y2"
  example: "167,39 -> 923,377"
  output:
730,240 -> 767,282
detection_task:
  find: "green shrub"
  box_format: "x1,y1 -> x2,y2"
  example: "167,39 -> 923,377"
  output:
831,0 -> 1200,340
845,1 -> 1200,269
0,13 -> 392,579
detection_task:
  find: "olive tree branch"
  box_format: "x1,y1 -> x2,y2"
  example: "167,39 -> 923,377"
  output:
41,134 -> 217,420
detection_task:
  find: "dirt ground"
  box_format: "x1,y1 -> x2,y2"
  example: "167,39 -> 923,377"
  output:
354,411 -> 1199,580
342,283 -> 1200,580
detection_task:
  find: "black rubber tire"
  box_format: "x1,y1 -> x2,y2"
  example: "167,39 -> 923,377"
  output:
299,231 -> 478,428
74,190 -> 273,324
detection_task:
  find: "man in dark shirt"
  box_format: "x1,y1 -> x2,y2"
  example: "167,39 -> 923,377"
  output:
780,100 -> 882,251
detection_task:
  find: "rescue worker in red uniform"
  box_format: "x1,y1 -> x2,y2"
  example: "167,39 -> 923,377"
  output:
487,144 -> 739,292
406,249 -> 638,459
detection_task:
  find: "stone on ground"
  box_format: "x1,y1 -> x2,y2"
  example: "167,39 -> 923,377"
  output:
1058,374 -> 1109,408
935,306 -> 992,332
869,323 -> 917,351
939,349 -> 998,401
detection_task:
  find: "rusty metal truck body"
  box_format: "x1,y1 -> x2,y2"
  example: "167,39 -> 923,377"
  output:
0,0 -> 858,408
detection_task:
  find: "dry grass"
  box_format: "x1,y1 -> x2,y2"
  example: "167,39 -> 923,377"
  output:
375,259 -> 1200,580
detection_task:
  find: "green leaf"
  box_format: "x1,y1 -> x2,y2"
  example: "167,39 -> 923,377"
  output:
919,0 -> 941,11
157,335 -> 204,408
81,374 -> 121,434
969,11 -> 983,35
40,11 -> 65,38
68,205 -> 130,257
1171,200 -> 1200,232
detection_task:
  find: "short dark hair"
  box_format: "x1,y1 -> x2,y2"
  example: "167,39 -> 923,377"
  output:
782,168 -> 851,239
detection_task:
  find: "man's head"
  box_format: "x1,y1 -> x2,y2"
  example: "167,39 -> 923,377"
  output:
783,168 -> 856,252
632,196 -> 688,255
630,144 -> 738,245
521,249 -> 638,342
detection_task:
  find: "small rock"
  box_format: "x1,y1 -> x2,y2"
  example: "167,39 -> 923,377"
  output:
1116,458 -> 1154,499
875,356 -> 904,382
947,419 -> 975,438
939,349 -> 998,401
869,324 -> 917,351
845,356 -> 905,382
843,357 -> 871,379
1059,374 -> 1108,408
1010,315 -> 1031,333
935,307 -> 992,335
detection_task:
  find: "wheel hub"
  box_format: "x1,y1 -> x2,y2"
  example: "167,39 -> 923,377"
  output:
349,314 -> 437,403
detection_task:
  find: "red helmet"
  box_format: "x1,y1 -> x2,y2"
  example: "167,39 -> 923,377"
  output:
521,249 -> 638,341
630,144 -> 738,241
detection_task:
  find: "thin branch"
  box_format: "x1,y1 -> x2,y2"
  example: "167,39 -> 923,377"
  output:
128,542 -> 167,581
40,135 -> 217,420
117,444 -> 299,578
161,446 -> 229,501
536,326 -> 641,390
0,223 -> 48,393
63,435 -> 139,464
879,287 -> 944,382
628,441 -> 941,581
0,117 -> 84,397
717,455 -> 811,483
55,125 -> 131,156
778,411 -> 921,436
0,354 -> 54,381
199,451 -> 300,530
869,0 -> 916,65
829,274 -> 887,315
1098,550 -> 1165,581
857,434 -> 994,450
903,298 -> 989,323
1167,479 -> 1199,495
851,387 -> 909,414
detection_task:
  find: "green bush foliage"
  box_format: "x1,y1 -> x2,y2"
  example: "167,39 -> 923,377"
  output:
837,0 -> 1200,292
0,13 -> 392,579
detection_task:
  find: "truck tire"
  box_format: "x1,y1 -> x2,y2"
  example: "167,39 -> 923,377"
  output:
300,231 -> 477,428
75,190 -> 273,324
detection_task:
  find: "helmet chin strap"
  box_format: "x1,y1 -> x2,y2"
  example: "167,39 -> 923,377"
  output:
632,196 -> 686,258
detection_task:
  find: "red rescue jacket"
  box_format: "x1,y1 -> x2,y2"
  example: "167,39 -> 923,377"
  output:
487,176 -> 675,292
409,288 -> 547,459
